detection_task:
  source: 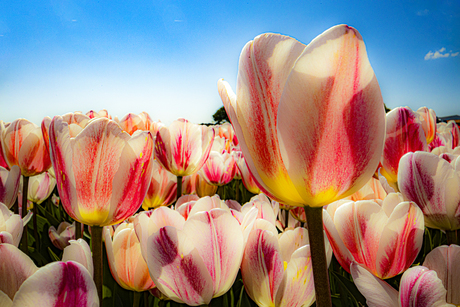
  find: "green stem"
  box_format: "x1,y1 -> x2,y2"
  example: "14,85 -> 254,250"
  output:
21,176 -> 29,255
446,230 -> 459,245
176,176 -> 182,200
32,201 -> 39,252
133,291 -> 141,307
303,206 -> 332,307
75,221 -> 82,240
143,291 -> 149,307
91,225 -> 104,305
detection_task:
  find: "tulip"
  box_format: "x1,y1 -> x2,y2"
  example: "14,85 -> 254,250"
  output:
351,263 -> 454,307
233,150 -> 261,194
155,118 -> 214,199
398,151 -> 460,239
347,177 -> 387,202
423,245 -> 460,306
86,109 -> 111,119
114,112 -> 153,135
142,160 -> 177,210
380,107 -> 428,191
219,25 -> 385,305
104,218 -> 155,292
48,221 -> 76,250
27,171 -> 56,204
49,116 -> 154,303
135,203 -> 244,306
242,226 -> 332,307
0,165 -> 21,209
323,194 -> 424,279
42,113 -> 91,151
62,238 -> 94,278
192,171 -> 218,197
0,202 -> 32,247
199,150 -> 237,186
416,107 -> 437,144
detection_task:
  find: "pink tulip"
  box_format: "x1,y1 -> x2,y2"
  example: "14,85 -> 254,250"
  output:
241,227 -> 332,307
62,238 -> 94,278
436,121 -> 460,150
142,160 -> 177,210
104,219 -> 155,292
0,119 -> 51,176
49,116 -> 154,226
48,221 -> 76,250
199,151 -> 237,186
86,109 -> 111,119
42,113 -> 91,151
351,262 -> 454,307
27,171 -> 56,204
218,24 -> 385,207
155,118 -> 214,177
347,177 -> 387,202
0,165 -> 21,209
423,245 -> 460,305
135,203 -> 244,305
416,107 -> 437,145
323,194 -> 424,278
0,127 -> 8,169
380,107 -> 428,189
398,151 -> 460,231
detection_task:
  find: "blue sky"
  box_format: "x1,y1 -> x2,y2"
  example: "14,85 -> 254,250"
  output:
1,0 -> 459,126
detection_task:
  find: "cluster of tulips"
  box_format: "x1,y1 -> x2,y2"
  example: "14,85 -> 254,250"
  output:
1,24 -> 460,307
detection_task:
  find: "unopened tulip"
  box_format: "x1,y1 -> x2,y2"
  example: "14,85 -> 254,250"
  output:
380,107 -> 428,190
142,160 -> 177,210
194,171 -> 218,197
135,204 -> 244,306
48,116 -> 153,226
114,112 -> 153,135
62,238 -> 94,278
0,202 -> 31,246
416,107 -> 437,145
48,221 -> 76,250
200,150 -> 237,186
0,119 -> 51,176
323,194 -> 424,279
104,218 -> 155,292
219,25 -> 385,207
398,151 -> 460,231
27,171 -> 56,204
0,165 -> 21,209
155,118 -> 214,177
351,262 -> 454,307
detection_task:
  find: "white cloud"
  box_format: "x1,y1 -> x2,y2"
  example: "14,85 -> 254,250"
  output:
424,47 -> 459,60
417,9 -> 429,16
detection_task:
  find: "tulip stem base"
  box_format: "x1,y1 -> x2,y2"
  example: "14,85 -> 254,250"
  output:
176,176 -> 182,200
446,230 -> 459,245
91,225 -> 103,305
21,176 -> 29,255
303,205 -> 332,307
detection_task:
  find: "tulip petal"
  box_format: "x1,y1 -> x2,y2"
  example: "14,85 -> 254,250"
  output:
0,243 -> 38,300
0,290 -> 12,307
218,32 -> 307,206
278,227 -> 310,263
145,226 -> 213,306
241,229 -> 284,307
0,165 -> 20,208
277,25 -> 385,207
11,261 -> 99,307
376,201 -> 424,278
71,119 -> 128,225
62,239 -> 93,278
398,151 -> 460,230
275,245 -> 315,307
350,262 -> 399,307
423,245 -> 460,305
399,266 -> 452,307
184,209 -> 244,297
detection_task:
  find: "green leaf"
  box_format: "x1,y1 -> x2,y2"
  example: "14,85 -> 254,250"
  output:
48,247 -> 61,262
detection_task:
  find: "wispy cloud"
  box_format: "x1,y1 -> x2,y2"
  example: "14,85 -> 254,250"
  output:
424,47 -> 459,60
417,9 -> 429,16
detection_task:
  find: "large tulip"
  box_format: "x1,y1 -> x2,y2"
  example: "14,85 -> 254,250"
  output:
154,118 -> 214,177
351,263 -> 454,307
0,119 -> 51,176
218,25 -> 385,208
48,116 -> 153,226
398,151 -> 460,231
323,194 -> 424,279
